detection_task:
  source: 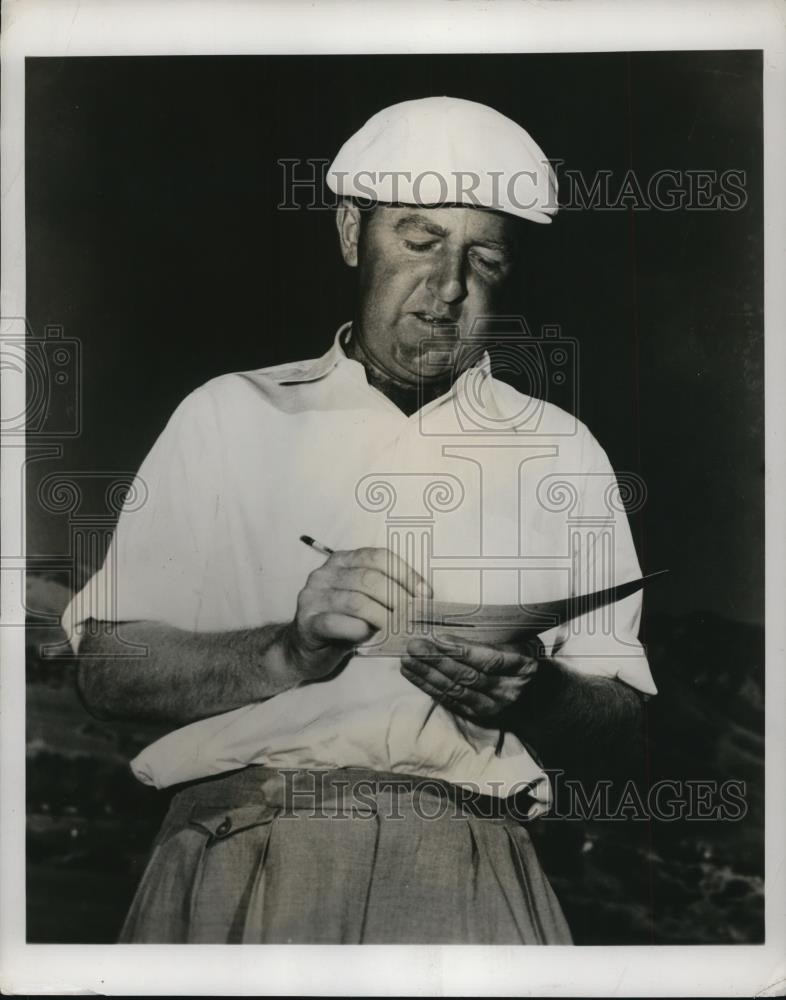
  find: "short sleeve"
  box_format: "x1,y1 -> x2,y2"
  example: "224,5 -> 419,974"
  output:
540,429 -> 657,696
61,387 -> 221,652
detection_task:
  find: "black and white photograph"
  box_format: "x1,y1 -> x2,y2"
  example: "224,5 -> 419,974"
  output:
1,0 -> 784,995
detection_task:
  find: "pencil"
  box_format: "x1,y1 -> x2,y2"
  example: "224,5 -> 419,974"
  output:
300,534 -> 335,557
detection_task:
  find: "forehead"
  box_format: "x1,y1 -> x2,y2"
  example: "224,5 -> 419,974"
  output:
370,204 -> 518,247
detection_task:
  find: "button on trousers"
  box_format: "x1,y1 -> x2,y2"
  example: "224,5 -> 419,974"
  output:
119,765 -> 572,944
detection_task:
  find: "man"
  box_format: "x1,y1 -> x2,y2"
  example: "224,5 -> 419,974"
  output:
65,97 -> 656,944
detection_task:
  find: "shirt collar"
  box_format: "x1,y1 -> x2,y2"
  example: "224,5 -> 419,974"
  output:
271,322 -> 353,384
276,322 -> 496,398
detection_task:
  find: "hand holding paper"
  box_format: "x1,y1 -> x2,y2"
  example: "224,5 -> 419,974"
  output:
356,571 -> 668,657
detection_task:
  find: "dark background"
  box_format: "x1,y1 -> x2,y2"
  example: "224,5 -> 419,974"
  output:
24,52 -> 764,944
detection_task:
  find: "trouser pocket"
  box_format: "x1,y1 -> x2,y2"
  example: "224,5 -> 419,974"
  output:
184,800 -> 278,942
120,795 -> 278,943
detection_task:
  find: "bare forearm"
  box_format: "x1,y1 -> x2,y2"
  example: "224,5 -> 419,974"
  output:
76,619 -> 305,725
510,657 -> 645,773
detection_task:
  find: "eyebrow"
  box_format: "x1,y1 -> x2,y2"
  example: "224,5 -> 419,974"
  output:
394,214 -> 449,238
393,213 -> 513,253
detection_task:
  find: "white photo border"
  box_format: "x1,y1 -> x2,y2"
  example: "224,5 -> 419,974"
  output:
1,0 -> 784,995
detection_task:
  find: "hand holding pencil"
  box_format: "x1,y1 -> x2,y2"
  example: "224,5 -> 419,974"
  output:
285,536 -> 432,681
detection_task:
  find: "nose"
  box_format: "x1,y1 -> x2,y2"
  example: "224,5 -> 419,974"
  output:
426,249 -> 467,306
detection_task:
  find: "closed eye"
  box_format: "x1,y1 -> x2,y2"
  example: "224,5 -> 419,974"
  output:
404,240 -> 438,253
470,251 -> 504,274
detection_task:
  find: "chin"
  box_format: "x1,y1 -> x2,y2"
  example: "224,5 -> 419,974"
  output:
396,350 -> 454,384
422,359 -> 455,380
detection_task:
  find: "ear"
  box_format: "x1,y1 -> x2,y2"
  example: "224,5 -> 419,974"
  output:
335,198 -> 362,267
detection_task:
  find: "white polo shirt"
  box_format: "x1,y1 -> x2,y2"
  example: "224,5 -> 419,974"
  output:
63,324 -> 655,814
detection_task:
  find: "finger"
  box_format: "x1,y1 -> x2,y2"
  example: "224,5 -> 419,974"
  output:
401,653 -> 496,708
519,637 -> 546,659
401,653 -> 468,698
433,634 -> 533,677
400,664 -> 462,706
406,639 -> 536,707
323,567 -> 414,613
321,588 -> 392,633
405,640 -> 491,691
409,635 -> 504,676
400,662 -> 497,716
405,654 -> 529,714
310,612 -> 375,644
331,547 -> 431,600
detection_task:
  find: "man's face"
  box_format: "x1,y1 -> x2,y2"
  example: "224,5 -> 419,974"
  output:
339,204 -> 520,385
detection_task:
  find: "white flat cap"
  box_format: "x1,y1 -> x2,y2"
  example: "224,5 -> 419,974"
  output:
327,96 -> 558,224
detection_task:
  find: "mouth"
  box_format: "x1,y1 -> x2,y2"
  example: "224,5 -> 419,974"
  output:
411,311 -> 459,329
